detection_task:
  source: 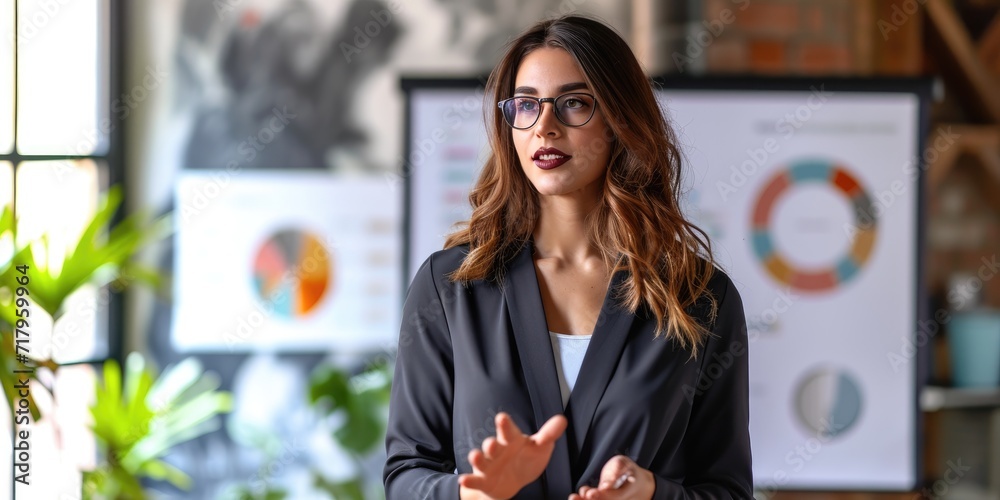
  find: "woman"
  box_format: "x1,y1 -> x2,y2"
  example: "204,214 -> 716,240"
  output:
384,15 -> 752,500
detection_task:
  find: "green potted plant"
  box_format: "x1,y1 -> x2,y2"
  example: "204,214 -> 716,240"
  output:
83,352 -> 232,498
308,358 -> 392,500
0,186 -> 231,498
0,186 -> 165,415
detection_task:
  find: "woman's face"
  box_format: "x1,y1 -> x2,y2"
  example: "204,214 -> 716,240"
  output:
510,47 -> 613,200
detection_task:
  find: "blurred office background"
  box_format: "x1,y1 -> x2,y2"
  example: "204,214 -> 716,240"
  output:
1,0 -> 1000,498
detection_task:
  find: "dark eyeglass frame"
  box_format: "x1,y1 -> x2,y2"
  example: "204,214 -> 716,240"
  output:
497,92 -> 598,130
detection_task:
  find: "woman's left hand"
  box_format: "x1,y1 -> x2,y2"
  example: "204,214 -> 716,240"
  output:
568,455 -> 655,500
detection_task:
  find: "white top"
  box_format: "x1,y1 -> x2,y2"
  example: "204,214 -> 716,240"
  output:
548,331 -> 593,408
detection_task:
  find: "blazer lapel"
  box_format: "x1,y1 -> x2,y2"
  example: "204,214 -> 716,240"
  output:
564,267 -> 634,481
503,240 -> 574,497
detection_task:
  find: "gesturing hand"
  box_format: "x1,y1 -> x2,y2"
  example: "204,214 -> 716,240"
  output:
458,411 -> 568,500
568,455 -> 655,500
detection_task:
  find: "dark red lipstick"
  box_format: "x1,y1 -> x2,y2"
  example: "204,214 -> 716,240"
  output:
532,147 -> 572,170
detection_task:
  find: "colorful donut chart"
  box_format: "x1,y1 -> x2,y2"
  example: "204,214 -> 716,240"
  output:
751,160 -> 876,293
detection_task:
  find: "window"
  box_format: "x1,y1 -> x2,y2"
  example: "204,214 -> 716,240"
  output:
3,0 -> 122,366
2,1 -> 122,497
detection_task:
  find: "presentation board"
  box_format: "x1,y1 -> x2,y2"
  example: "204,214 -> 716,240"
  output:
401,77 -> 931,491
173,171 -> 401,353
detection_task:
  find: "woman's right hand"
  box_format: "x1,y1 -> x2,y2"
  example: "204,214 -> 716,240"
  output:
458,412 -> 568,500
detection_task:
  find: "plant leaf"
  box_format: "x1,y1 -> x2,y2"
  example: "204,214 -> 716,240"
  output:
136,458 -> 192,490
146,357 -> 205,410
308,365 -> 351,411
313,472 -> 365,500
89,353 -> 231,496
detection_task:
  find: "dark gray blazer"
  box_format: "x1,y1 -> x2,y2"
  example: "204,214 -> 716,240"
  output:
383,240 -> 752,499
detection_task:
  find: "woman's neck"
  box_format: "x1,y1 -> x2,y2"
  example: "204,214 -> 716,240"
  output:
532,193 -> 601,264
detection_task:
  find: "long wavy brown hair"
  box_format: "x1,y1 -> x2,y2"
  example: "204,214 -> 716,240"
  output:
443,15 -> 718,356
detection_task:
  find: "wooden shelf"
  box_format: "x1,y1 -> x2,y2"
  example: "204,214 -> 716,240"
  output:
921,385 -> 1000,411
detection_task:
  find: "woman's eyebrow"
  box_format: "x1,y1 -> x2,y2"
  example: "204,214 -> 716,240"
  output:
513,82 -> 589,95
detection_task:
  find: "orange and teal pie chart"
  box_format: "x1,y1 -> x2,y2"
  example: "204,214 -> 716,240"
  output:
252,229 -> 333,317
751,159 -> 877,293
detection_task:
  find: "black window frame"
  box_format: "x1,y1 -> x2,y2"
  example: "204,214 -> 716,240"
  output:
3,0 -> 126,369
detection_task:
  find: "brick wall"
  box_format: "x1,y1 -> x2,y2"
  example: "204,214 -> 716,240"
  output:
696,0 -> 923,75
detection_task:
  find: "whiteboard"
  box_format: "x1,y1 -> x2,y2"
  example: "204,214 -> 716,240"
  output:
401,77 -> 930,491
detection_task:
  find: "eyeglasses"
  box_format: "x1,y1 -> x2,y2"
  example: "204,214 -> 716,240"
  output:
497,92 -> 598,130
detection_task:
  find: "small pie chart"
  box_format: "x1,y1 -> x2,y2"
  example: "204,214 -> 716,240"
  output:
252,229 -> 333,318
794,368 -> 863,439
